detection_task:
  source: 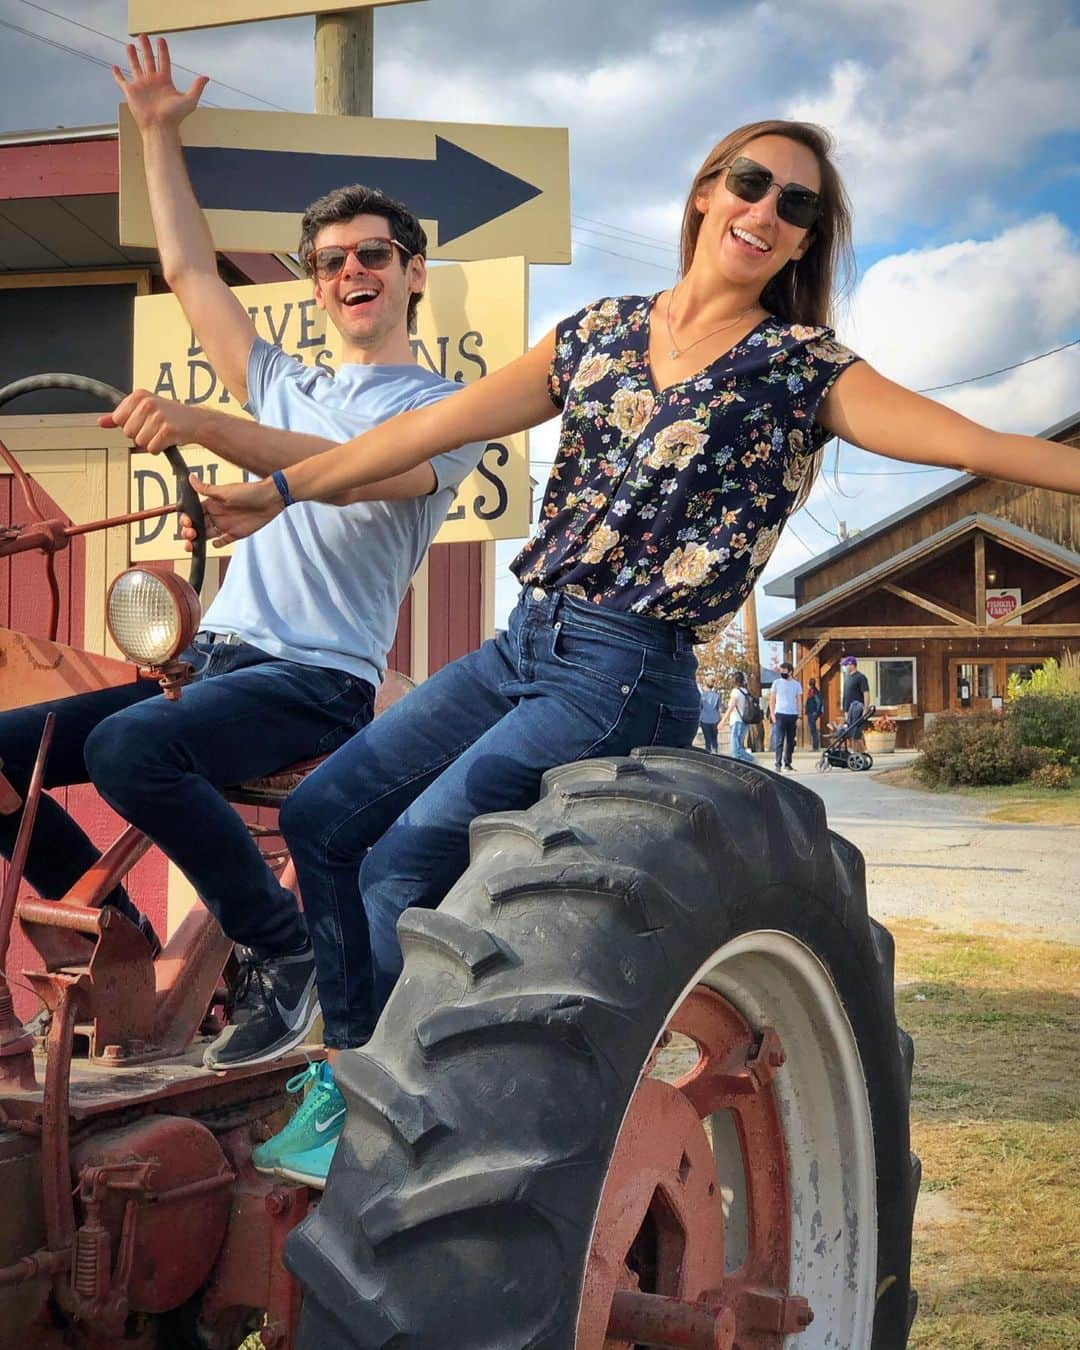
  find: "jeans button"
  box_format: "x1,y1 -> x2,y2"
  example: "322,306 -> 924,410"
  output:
531,587 -> 545,600
621,684 -> 630,695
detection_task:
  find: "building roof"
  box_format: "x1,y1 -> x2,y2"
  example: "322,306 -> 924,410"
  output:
764,410 -> 1080,599
762,512 -> 1080,640
0,124 -> 299,281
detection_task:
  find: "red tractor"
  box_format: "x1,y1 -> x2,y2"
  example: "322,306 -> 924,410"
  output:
0,375 -> 918,1349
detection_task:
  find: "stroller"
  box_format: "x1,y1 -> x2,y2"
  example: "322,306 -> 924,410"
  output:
817,703 -> 877,772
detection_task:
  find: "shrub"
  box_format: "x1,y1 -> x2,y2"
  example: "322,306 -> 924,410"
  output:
870,714 -> 897,733
914,712 -> 1042,788
1006,652 -> 1080,700
1006,692 -> 1080,764
1029,763 -> 1073,790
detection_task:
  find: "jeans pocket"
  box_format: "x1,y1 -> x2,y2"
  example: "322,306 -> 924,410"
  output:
549,623 -> 640,691
650,701 -> 702,748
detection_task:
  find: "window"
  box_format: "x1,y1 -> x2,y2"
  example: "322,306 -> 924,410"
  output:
863,658 -> 916,708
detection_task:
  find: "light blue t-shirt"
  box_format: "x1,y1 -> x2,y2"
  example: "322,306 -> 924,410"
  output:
201,339 -> 482,688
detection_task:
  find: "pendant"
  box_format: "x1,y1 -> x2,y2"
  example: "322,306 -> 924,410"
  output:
668,348 -> 680,359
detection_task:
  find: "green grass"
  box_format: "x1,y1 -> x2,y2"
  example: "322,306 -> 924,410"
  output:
881,767 -> 1080,824
891,919 -> 1080,1347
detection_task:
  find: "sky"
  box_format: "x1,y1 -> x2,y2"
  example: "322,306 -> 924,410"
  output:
2,0 -> 1078,646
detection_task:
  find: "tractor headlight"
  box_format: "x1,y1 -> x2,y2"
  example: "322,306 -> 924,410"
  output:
106,567 -> 200,665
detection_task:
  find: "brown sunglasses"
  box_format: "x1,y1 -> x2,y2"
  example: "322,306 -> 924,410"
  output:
309,238 -> 413,280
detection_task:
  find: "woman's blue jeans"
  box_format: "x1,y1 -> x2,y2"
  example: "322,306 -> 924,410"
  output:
729,718 -> 756,763
280,587 -> 701,1049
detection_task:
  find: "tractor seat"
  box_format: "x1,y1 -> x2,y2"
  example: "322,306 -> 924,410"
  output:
222,668 -> 417,808
223,756 -> 326,809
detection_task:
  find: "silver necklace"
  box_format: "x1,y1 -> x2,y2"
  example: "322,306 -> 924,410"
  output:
663,288 -> 759,360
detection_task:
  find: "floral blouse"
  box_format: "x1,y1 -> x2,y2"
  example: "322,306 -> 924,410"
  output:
511,294 -> 860,642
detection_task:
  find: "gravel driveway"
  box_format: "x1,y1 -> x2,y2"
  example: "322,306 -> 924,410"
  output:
746,749 -> 1080,942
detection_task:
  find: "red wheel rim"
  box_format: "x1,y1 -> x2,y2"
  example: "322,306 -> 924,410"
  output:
578,986 -> 813,1348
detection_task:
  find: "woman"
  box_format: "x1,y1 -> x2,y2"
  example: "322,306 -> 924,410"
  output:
194,121 -> 1079,1170
722,671 -> 757,764
805,677 -> 824,750
698,675 -> 722,753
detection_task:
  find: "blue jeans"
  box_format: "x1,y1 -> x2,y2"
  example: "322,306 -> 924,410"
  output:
774,712 -> 798,768
280,587 -> 701,1048
807,712 -> 821,750
729,718 -> 756,763
700,721 -> 719,753
0,639 -> 373,957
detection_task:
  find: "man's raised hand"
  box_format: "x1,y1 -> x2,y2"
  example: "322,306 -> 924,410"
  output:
112,34 -> 209,132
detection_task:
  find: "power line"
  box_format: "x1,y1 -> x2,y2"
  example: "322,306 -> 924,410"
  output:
0,16 -> 126,75
572,221 -> 677,256
573,212 -> 677,250
916,338 -> 1078,392
799,505 -> 840,539
11,0 -> 290,110
572,237 -> 677,274
784,524 -> 815,555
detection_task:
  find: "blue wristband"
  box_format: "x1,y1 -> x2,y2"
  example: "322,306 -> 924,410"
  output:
271,468 -> 295,508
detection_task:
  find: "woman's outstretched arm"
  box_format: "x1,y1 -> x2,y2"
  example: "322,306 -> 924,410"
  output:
194,332 -> 558,544
819,363 -> 1080,492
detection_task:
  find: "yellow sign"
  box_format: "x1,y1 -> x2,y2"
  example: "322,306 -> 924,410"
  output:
119,106 -> 570,265
129,257 -> 530,558
129,1 -> 424,34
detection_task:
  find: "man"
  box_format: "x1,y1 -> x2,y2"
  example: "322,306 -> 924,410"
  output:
0,35 -> 480,1074
769,661 -> 802,772
840,655 -> 870,751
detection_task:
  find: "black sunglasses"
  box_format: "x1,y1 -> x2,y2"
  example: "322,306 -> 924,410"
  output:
719,156 -> 822,230
309,237 -> 413,280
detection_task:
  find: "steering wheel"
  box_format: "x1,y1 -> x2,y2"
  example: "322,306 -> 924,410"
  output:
0,374 -> 206,599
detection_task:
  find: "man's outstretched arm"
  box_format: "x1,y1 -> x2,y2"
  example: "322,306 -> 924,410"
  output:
113,36 -> 257,404
102,391 -> 438,500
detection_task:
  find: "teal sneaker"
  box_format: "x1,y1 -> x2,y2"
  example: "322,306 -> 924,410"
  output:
274,1129 -> 342,1190
252,1061 -> 345,1177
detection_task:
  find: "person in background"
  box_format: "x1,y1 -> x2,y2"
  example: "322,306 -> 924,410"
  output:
769,661 -> 802,771
805,677 -> 823,750
840,655 -> 870,752
698,675 -> 722,753
722,671 -> 757,763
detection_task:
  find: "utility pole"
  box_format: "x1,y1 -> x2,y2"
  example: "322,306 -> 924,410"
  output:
314,8 -> 374,115
741,587 -> 763,751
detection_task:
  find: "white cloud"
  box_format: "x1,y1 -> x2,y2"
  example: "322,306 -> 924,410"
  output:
840,214 -> 1080,433
786,0 -> 1080,240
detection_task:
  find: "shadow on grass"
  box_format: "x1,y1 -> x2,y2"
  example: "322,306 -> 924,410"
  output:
899,983 -> 1079,1123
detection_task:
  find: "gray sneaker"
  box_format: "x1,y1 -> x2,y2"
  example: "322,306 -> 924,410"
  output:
203,945 -> 319,1071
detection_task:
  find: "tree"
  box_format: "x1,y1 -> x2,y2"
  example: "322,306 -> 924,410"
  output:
695,617 -> 753,692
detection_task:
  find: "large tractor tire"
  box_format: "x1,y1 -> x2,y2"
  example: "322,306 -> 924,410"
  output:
287,749 -> 919,1348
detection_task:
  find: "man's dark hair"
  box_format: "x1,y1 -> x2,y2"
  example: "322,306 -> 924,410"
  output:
733,671 -> 746,687
298,184 -> 428,332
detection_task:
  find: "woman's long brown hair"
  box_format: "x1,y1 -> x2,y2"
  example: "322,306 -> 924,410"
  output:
679,120 -> 856,506
679,119 -> 855,329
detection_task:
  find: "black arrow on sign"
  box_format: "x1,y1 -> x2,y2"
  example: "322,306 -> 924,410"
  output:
184,138 -> 543,245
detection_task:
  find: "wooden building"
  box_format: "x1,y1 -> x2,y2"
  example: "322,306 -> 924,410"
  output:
762,413 -> 1080,745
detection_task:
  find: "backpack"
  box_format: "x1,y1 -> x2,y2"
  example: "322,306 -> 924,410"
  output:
738,688 -> 763,724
